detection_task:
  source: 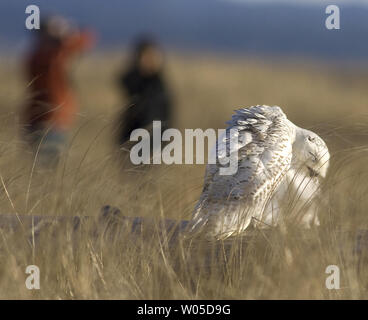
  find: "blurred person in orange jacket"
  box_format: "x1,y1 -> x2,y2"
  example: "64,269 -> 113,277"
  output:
22,15 -> 95,166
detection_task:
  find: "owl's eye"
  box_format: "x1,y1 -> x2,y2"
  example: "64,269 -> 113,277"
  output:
308,136 -> 314,142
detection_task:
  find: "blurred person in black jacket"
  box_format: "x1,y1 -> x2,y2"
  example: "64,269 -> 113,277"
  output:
117,37 -> 173,147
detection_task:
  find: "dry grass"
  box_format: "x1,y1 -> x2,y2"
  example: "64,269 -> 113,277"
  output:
0,52 -> 367,299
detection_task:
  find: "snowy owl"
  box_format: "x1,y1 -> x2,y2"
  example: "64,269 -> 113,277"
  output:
187,105 -> 330,239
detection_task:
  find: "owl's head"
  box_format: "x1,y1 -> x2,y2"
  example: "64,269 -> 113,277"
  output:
294,129 -> 330,179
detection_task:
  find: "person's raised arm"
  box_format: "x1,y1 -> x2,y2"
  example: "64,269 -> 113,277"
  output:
61,30 -> 96,57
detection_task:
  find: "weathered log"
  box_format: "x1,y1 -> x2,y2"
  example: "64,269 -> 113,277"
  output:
0,206 -> 367,273
0,206 -> 190,244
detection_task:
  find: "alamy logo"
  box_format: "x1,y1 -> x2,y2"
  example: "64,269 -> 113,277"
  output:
325,265 -> 340,290
129,121 -> 239,175
325,5 -> 340,30
25,265 -> 40,290
25,5 -> 40,30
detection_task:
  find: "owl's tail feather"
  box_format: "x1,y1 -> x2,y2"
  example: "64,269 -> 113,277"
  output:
185,203 -> 255,240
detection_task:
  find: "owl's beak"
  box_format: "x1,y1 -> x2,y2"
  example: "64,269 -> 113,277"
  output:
307,166 -> 319,178
307,149 -> 329,179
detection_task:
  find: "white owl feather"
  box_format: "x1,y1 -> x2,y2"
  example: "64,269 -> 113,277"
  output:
188,105 -> 330,239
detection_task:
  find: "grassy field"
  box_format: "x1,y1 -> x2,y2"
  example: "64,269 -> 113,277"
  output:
0,51 -> 368,299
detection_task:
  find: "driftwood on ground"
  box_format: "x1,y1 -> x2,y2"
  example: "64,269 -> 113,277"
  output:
0,205 -> 367,273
